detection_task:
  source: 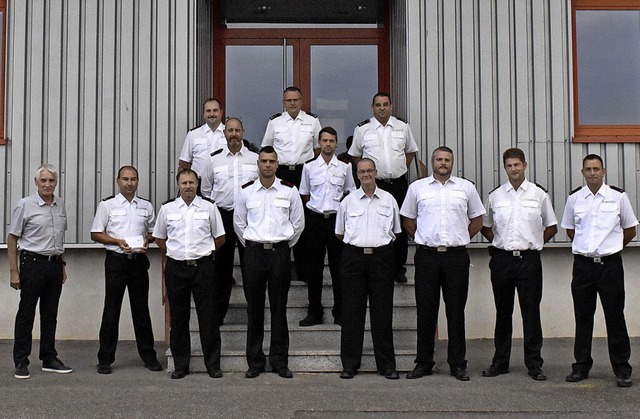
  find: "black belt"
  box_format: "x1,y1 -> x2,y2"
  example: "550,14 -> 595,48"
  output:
307,210 -> 337,219
21,250 -> 63,261
377,176 -> 405,184
107,250 -> 141,260
245,240 -> 289,250
575,252 -> 621,264
281,164 -> 303,171
168,255 -> 211,266
490,246 -> 538,257
418,245 -> 466,253
345,243 -> 392,254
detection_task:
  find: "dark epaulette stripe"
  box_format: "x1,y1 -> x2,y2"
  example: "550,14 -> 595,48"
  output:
210,148 -> 223,157
357,119 -> 369,127
488,185 -> 500,194
460,176 -> 475,185
610,185 -> 624,193
305,157 -> 315,164
534,183 -> 548,193
396,116 -> 408,123
280,180 -> 294,188
242,180 -> 255,189
270,113 -> 282,120
201,197 -> 216,205
101,195 -> 115,202
569,186 -> 581,196
307,112 -> 318,118
162,197 -> 177,205
137,196 -> 151,202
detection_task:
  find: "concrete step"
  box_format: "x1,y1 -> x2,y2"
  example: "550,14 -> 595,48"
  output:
185,321 -> 417,353
215,299 -> 418,325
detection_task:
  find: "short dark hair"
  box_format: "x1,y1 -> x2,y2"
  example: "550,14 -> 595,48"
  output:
319,126 -> 338,140
372,92 -> 391,106
502,148 -> 526,165
346,135 -> 353,149
117,165 -> 139,179
357,158 -> 376,171
283,86 -> 302,96
431,146 -> 454,160
225,117 -> 244,129
203,98 -> 222,110
176,168 -> 198,183
583,153 -> 604,167
259,145 -> 278,159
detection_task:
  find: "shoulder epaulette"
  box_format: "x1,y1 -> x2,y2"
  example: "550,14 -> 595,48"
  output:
280,180 -> 294,188
396,117 -> 408,123
534,183 -> 548,193
137,196 -> 151,203
189,125 -> 200,132
610,185 -> 624,193
357,119 -> 369,127
242,180 -> 255,189
305,157 -> 315,164
162,197 -> 177,205
569,186 -> 582,196
243,139 -> 260,153
307,112 -> 318,118
337,153 -> 352,165
210,148 -> 223,157
270,113 -> 282,120
488,186 -> 500,194
101,195 -> 115,202
201,197 -> 216,205
460,176 -> 475,185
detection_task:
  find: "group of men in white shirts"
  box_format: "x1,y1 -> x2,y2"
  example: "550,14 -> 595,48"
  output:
10,87 -> 636,389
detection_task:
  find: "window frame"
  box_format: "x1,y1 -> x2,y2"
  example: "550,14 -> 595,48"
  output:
0,0 -> 6,145
571,0 -> 640,143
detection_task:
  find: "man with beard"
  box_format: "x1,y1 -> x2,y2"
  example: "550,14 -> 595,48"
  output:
400,146 -> 484,381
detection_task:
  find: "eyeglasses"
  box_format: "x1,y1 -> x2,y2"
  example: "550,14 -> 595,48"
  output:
357,169 -> 376,175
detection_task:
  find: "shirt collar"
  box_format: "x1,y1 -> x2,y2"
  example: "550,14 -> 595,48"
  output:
224,146 -> 248,157
317,155 -> 338,167
581,183 -> 608,199
505,179 -> 530,193
177,196 -> 202,208
373,116 -> 395,130
115,193 -> 138,205
426,175 -> 456,186
356,186 -> 380,200
35,192 -> 58,206
203,122 -> 224,135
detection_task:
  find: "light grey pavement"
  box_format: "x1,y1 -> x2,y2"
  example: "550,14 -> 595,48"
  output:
2,338 -> 640,418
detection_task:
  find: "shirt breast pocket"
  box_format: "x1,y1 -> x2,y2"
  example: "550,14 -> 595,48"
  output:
521,200 -> 541,221
599,202 -> 620,227
492,201 -> 511,223
363,133 -> 378,149
346,209 -> 365,231
390,130 -> 405,151
376,206 -> 392,228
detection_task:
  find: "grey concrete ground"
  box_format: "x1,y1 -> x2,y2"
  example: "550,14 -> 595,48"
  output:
1,338 -> 640,418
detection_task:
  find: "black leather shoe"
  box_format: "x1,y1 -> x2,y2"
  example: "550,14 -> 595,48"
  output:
482,364 -> 509,377
208,369 -> 223,379
380,370 -> 400,380
565,371 -> 588,382
451,368 -> 470,381
395,272 -> 408,283
145,360 -> 163,372
299,314 -> 323,327
340,369 -> 357,379
528,368 -> 547,381
616,374 -> 632,388
406,364 -> 433,379
245,367 -> 264,379
274,367 -> 293,378
171,370 -> 189,379
334,317 -> 342,326
97,364 -> 112,374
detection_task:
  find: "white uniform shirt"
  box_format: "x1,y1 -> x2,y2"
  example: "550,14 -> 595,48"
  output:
561,184 -> 638,257
179,123 -> 226,177
233,178 -> 305,247
348,116 -> 419,180
90,193 -> 155,253
400,176 -> 485,247
299,155 -> 356,214
335,187 -> 401,247
200,146 -> 259,210
260,111 -> 321,165
8,193 -> 67,256
152,196 -> 225,260
483,180 -> 557,251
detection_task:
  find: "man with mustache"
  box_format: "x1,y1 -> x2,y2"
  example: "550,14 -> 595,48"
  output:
400,146 -> 485,381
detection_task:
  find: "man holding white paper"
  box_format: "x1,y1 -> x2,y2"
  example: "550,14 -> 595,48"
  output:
90,165 -> 162,374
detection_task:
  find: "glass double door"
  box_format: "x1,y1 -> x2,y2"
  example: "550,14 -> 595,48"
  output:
222,37 -> 384,153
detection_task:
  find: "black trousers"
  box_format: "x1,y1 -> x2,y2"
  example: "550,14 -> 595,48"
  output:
304,211 -> 342,319
488,248 -> 543,370
414,246 -> 469,370
214,208 -> 245,325
376,176 -> 408,273
571,253 -> 631,376
165,255 -> 221,373
13,254 -> 64,366
340,244 -> 396,372
97,251 -> 157,366
243,242 -> 291,370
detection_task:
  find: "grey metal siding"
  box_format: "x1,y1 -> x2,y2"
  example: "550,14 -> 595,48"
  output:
3,0 -> 202,244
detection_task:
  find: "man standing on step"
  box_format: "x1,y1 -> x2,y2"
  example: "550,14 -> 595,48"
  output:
400,146 -> 484,381
201,117 -> 259,326
348,92 -> 419,283
480,148 -> 557,381
562,154 -> 637,388
234,146 -> 305,379
9,164 -> 73,379
298,127 -> 356,327
153,169 -> 226,379
91,165 -> 163,375
336,158 -> 400,380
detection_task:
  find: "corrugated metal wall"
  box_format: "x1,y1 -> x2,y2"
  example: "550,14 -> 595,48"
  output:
2,0 -> 203,244
394,0 -> 639,244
